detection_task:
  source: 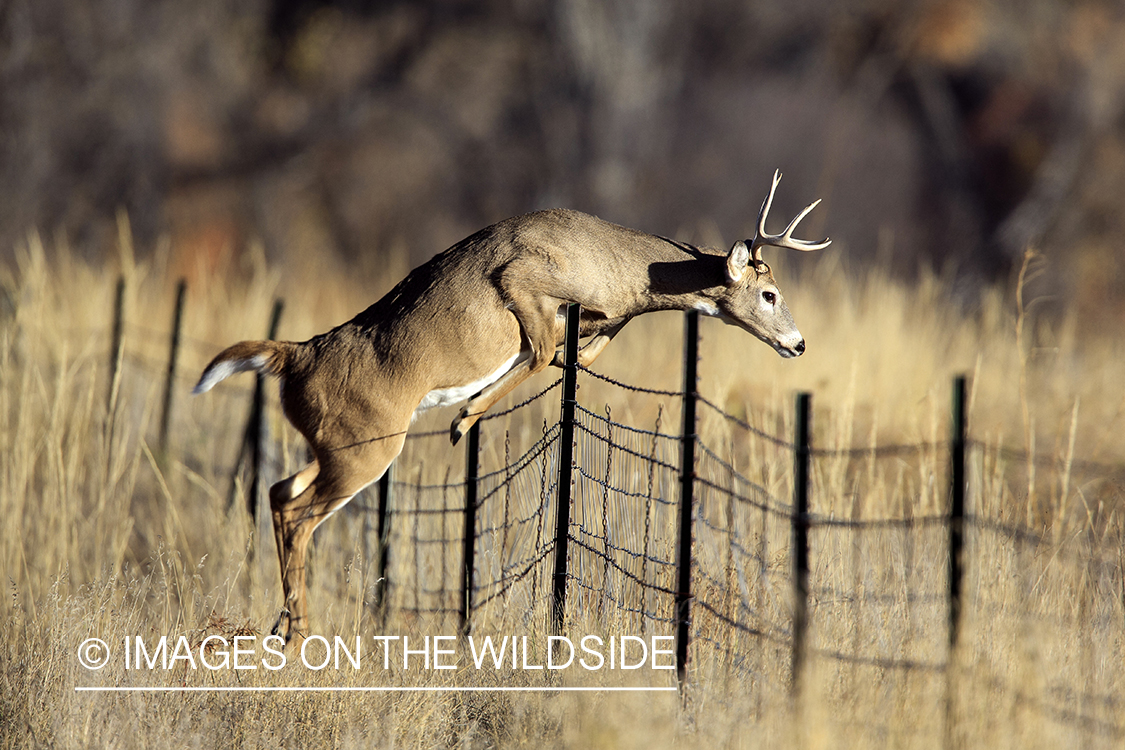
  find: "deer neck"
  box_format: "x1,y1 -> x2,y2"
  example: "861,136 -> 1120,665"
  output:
639,241 -> 729,314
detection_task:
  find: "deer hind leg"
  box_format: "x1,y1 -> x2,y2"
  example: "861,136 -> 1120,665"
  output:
451,312 -> 630,443
449,290 -> 564,444
269,434 -> 406,644
269,462 -> 320,602
451,357 -> 536,444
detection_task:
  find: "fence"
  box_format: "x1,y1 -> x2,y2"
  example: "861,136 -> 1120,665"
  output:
100,275 -> 1125,745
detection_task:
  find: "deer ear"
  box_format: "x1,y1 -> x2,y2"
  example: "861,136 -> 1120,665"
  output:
726,241 -> 750,283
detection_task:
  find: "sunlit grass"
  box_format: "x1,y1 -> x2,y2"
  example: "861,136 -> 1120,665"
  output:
2,223 -> 1123,747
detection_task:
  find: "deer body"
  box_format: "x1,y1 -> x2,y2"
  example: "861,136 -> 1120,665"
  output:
195,174 -> 829,643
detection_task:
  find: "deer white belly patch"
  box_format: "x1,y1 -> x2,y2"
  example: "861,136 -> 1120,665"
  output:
415,352 -> 525,414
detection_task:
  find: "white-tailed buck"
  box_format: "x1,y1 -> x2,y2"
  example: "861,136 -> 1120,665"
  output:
194,170 -> 830,643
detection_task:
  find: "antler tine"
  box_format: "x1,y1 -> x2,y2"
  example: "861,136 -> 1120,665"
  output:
749,170 -> 832,263
750,170 -> 782,262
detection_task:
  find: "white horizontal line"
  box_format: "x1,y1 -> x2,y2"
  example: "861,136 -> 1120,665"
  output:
76,686 -> 677,693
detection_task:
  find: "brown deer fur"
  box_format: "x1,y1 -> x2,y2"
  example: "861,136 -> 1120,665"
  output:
194,174 -> 829,643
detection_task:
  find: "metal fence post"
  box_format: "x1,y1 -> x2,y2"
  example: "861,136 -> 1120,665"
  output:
948,375 -> 967,647
159,278 -> 187,455
460,420 -> 481,635
229,298 -> 283,520
107,275 -> 126,415
550,302 -> 581,634
373,464 -> 393,628
945,374 -> 967,748
791,392 -> 811,697
675,309 -> 699,688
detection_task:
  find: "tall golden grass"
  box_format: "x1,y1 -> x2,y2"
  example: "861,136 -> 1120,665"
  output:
1,220 -> 1123,748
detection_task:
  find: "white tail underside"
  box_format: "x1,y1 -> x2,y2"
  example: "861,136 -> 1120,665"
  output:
192,355 -> 267,395
413,351 -> 525,416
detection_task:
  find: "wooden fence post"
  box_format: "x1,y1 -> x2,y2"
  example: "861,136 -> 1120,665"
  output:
790,392 -> 811,697
675,309 -> 699,688
550,302 -> 581,634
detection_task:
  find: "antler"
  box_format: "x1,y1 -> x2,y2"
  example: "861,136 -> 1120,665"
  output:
749,170 -> 831,263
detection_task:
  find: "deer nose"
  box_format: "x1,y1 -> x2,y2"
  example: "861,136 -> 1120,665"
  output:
795,339 -> 805,355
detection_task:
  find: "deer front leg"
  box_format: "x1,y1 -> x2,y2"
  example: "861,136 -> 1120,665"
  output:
549,319 -> 628,368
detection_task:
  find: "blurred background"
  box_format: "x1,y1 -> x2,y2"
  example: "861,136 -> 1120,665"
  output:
2,0 -> 1123,314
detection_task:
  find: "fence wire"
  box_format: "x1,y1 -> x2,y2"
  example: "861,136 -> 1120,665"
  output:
65,306 -> 1125,745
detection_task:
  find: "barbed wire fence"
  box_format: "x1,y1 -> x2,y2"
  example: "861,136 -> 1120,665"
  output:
99,276 -> 1125,745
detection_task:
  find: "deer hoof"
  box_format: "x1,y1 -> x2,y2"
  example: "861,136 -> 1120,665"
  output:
271,608 -> 295,644
271,609 -> 308,647
450,408 -> 471,445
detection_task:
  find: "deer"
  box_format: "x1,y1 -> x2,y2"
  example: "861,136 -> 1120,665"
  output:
193,170 -> 830,644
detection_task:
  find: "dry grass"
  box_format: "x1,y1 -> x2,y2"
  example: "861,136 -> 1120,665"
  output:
2,223 -> 1124,749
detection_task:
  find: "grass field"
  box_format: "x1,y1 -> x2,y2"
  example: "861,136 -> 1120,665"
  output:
2,223 -> 1124,748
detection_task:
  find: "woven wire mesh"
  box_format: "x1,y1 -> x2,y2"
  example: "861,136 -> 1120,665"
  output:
103,311 -> 1125,741
569,399 -> 681,630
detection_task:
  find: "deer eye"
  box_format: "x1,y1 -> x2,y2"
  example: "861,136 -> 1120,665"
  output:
762,291 -> 776,305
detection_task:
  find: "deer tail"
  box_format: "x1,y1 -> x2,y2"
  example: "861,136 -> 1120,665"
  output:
192,340 -> 297,395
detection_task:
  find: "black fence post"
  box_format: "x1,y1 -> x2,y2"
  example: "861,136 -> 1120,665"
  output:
107,275 -> 126,414
229,299 -> 284,519
550,302 -> 581,634
675,309 -> 699,689
460,420 -> 481,635
373,464 -> 392,628
790,392 -> 811,697
945,374 -> 967,748
948,375 -> 967,646
252,299 -> 284,519
159,278 -> 187,455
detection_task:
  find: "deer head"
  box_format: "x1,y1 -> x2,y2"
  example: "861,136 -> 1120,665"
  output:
712,171 -> 830,358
